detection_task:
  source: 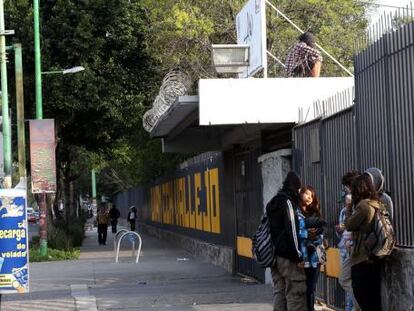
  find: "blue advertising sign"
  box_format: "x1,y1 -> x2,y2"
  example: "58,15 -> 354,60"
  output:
0,189 -> 29,293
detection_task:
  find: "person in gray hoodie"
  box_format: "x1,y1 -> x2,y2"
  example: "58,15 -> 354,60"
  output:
364,167 -> 394,221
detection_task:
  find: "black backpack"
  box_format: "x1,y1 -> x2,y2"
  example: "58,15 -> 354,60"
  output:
252,213 -> 276,268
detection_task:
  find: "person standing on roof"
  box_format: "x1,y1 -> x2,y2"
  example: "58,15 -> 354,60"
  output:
285,32 -> 322,78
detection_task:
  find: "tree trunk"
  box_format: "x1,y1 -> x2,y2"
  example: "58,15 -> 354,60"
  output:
69,180 -> 74,217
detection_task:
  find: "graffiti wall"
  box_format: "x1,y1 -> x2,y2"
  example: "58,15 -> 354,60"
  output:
150,167 -> 220,233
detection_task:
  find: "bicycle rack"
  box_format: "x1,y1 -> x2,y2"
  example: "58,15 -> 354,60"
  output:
113,229 -> 129,254
115,231 -> 142,263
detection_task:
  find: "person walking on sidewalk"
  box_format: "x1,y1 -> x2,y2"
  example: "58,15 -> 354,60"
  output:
127,205 -> 137,231
337,171 -> 361,311
109,204 -> 121,233
266,172 -> 306,311
97,204 -> 110,245
345,174 -> 384,311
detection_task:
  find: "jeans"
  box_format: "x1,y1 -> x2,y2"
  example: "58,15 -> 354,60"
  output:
97,224 -> 108,245
111,219 -> 118,233
304,267 -> 320,311
351,260 -> 382,311
339,256 -> 360,311
129,220 -> 136,231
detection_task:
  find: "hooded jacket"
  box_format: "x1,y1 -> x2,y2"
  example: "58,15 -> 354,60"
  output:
266,190 -> 302,262
365,167 -> 394,221
345,199 -> 384,266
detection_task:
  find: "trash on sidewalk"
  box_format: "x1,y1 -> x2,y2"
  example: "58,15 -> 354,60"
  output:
176,257 -> 190,261
137,281 -> 147,285
240,276 -> 258,284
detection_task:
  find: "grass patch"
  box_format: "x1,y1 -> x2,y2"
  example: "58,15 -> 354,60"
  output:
29,247 -> 80,262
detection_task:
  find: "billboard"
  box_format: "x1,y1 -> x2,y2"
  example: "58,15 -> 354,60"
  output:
236,0 -> 267,77
0,189 -> 29,294
29,119 -> 57,193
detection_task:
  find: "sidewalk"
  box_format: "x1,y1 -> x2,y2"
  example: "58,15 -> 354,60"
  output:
1,226 -> 274,310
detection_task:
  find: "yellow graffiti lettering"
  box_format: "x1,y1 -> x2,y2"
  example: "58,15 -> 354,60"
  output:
150,167 -> 221,234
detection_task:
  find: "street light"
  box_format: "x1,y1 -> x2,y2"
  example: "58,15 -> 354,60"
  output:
42,66 -> 85,75
211,44 -> 249,74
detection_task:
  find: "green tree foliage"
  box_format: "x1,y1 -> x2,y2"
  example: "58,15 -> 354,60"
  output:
5,0 -> 374,201
5,0 -> 177,200
266,0 -> 373,76
143,0 -> 373,78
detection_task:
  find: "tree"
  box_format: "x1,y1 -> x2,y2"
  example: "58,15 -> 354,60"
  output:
142,0 -> 373,78
5,0 -> 168,210
4,0 -> 375,207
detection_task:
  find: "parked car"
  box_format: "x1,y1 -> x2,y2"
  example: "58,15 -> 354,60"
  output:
27,207 -> 36,223
27,212 -> 36,223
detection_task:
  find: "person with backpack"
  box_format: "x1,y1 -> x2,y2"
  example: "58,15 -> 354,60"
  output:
97,204 -> 110,245
266,172 -> 306,311
345,174 -> 392,311
364,167 -> 394,221
109,204 -> 121,233
285,32 -> 322,78
336,171 -> 361,311
298,186 -> 326,311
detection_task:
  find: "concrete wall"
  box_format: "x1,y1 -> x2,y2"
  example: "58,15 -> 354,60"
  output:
382,248 -> 414,311
258,149 -> 292,208
258,148 -> 292,284
140,223 -> 235,274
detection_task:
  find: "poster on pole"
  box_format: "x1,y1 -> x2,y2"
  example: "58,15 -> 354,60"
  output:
0,188 -> 29,293
29,119 -> 57,193
236,0 -> 267,77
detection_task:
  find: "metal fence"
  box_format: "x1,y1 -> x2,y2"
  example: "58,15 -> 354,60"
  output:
294,20 -> 414,308
355,21 -> 414,247
294,108 -> 354,309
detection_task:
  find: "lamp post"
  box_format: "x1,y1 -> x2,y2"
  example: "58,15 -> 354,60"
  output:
33,0 -> 85,255
33,0 -> 42,120
0,0 -> 14,188
35,64 -> 85,257
14,43 -> 26,180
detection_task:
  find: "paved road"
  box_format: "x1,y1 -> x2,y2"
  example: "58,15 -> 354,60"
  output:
1,226 -> 274,310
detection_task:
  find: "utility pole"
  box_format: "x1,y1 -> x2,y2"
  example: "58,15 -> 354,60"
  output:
0,0 -> 12,188
91,169 -> 97,216
33,0 -> 48,256
34,0 -> 42,120
14,43 -> 26,180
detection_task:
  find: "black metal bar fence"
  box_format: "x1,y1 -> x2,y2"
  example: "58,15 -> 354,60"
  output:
294,20 -> 414,309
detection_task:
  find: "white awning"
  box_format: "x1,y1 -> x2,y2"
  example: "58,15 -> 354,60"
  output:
199,77 -> 354,125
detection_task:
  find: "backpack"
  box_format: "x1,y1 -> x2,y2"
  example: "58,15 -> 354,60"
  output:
252,213 -> 276,268
364,204 -> 395,258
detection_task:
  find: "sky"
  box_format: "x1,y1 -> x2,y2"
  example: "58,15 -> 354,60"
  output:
370,0 -> 414,24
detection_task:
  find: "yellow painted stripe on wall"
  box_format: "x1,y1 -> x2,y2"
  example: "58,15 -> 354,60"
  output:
194,173 -> 203,230
237,236 -> 253,258
325,247 -> 341,278
210,168 -> 220,233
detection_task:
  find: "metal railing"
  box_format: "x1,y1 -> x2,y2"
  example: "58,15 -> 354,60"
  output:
114,230 -> 142,264
113,229 -> 129,253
